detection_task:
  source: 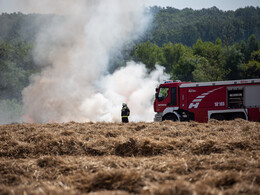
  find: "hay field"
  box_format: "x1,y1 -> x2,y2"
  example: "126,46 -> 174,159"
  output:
0,119 -> 259,195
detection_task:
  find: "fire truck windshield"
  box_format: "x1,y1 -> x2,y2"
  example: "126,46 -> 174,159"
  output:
158,87 -> 169,101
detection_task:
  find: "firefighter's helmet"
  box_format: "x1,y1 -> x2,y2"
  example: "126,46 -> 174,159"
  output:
122,103 -> 127,107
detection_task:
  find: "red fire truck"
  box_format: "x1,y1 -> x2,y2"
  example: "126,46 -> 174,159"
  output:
154,79 -> 260,122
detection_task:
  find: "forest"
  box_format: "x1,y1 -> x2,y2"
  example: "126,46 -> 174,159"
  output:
0,6 -> 260,123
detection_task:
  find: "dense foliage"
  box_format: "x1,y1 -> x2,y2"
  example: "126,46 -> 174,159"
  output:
133,35 -> 260,82
147,6 -> 260,46
0,7 -> 260,123
133,6 -> 260,81
0,41 -> 35,123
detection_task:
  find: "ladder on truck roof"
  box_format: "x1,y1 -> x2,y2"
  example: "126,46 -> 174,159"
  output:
180,78 -> 260,88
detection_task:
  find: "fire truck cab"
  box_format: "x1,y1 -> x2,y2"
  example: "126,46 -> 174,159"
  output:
154,79 -> 260,122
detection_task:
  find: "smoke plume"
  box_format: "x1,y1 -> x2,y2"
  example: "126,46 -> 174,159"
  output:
16,0 -> 169,123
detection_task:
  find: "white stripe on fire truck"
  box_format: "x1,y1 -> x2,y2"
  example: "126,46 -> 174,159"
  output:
193,99 -> 202,102
189,87 -> 223,109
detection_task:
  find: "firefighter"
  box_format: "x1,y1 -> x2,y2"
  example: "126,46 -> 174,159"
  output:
121,103 -> 130,123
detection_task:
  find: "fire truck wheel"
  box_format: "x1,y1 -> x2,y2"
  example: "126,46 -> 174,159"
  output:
211,114 -> 225,121
231,113 -> 246,120
163,114 -> 178,121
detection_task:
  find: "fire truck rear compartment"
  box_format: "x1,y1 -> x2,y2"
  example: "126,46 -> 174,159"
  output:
209,85 -> 260,121
227,88 -> 243,108
227,85 -> 260,109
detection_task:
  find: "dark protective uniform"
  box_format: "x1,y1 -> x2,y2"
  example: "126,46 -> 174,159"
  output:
121,105 -> 130,123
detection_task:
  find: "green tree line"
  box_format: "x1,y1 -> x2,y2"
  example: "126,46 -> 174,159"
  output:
133,34 -> 260,81
1,7 -> 260,48
0,41 -> 35,101
0,41 -> 35,123
146,6 -> 260,46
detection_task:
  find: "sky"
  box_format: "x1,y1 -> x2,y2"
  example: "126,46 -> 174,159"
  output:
0,0 -> 260,13
144,0 -> 260,11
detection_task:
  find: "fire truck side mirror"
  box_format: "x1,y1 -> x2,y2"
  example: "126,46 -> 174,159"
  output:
155,93 -> 158,99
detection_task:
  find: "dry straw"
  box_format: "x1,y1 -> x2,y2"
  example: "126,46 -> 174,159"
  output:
0,119 -> 259,194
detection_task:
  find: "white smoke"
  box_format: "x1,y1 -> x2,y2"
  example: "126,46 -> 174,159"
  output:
80,63 -> 169,122
17,0 -> 169,123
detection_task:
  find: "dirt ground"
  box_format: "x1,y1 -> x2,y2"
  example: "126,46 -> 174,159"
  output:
0,119 -> 259,195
